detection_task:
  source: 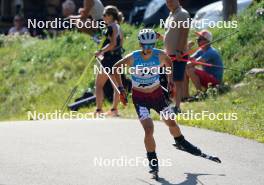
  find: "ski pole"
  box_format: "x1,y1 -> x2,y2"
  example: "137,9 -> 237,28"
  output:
61,56 -> 95,113
180,30 -> 239,58
161,85 -> 169,93
190,60 -> 244,73
61,37 -> 106,113
170,57 -> 244,73
95,57 -> 121,94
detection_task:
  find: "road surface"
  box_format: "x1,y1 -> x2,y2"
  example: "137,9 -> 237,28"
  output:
0,119 -> 263,185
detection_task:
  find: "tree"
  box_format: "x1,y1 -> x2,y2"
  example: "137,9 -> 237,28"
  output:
223,0 -> 237,21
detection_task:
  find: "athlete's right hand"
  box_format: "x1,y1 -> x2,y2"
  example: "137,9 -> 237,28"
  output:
118,86 -> 128,106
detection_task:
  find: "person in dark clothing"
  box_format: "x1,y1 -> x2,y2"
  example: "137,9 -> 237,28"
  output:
94,5 -> 124,117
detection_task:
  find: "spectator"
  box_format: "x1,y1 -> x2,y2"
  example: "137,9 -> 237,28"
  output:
163,0 -> 191,114
8,15 -> 29,36
80,0 -> 104,21
94,5 -> 124,117
62,0 -> 76,17
64,0 -> 104,35
183,30 -> 224,99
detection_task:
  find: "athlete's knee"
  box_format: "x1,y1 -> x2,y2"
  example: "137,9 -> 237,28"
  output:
167,119 -> 177,128
144,125 -> 154,137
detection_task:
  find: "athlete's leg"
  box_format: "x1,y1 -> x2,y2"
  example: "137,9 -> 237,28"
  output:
140,118 -> 156,152
162,118 -> 182,138
95,72 -> 108,111
140,118 -> 159,172
160,106 -> 202,156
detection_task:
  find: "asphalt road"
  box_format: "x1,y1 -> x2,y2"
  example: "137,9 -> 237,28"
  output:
0,119 -> 263,185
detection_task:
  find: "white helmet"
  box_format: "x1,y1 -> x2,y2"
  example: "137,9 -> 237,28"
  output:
138,29 -> 157,44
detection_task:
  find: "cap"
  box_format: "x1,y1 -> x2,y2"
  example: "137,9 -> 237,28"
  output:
195,30 -> 213,42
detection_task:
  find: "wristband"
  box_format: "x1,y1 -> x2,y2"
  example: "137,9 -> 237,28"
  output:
118,86 -> 125,92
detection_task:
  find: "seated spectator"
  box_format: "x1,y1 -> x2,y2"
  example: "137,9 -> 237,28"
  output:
63,0 -> 104,35
8,15 -> 29,36
183,30 -> 224,99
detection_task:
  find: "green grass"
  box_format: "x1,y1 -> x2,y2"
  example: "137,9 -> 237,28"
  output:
0,2 -> 263,142
181,77 -> 264,143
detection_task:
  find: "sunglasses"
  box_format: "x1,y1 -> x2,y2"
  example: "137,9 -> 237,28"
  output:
197,37 -> 206,42
142,44 -> 155,50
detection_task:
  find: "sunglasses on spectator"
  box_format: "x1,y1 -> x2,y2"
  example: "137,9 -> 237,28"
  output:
197,37 -> 207,42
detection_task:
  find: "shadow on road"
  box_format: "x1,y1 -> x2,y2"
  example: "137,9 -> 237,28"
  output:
137,172 -> 226,185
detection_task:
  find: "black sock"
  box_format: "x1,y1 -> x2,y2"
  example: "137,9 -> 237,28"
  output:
174,135 -> 185,143
147,152 -> 158,167
147,151 -> 157,160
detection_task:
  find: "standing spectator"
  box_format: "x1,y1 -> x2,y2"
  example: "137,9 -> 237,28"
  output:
164,0 -> 190,114
94,6 -> 124,117
8,15 -> 29,36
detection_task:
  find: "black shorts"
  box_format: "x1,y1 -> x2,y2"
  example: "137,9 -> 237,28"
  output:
132,87 -> 171,121
170,55 -> 189,81
101,54 -> 122,74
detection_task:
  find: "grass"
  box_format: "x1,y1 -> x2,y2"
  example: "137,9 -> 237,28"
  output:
0,2 -> 263,142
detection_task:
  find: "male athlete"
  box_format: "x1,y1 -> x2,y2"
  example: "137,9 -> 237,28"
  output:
112,29 -> 219,178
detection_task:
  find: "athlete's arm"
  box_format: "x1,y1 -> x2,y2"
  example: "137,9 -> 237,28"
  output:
113,53 -> 133,88
113,53 -> 133,106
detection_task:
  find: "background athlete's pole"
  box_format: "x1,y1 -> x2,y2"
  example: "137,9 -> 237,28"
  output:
180,30 -> 239,58
95,57 -> 120,94
61,37 -> 106,113
95,57 -> 128,106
